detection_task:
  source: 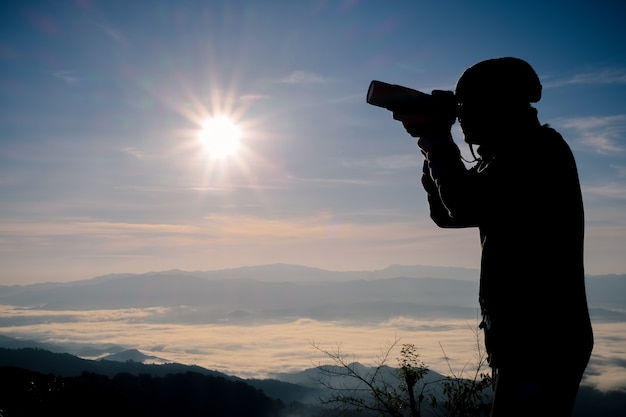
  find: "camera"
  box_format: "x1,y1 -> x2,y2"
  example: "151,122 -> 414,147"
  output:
366,80 -> 456,123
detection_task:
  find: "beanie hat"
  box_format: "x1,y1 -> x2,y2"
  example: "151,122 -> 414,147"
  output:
455,57 -> 542,104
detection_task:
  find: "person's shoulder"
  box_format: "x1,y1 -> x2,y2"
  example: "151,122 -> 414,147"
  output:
536,125 -> 579,171
538,124 -> 572,152
539,124 -> 561,139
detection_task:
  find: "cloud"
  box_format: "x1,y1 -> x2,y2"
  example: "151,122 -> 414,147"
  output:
543,67 -> 626,88
279,70 -> 329,85
0,218 -> 198,238
0,212 -> 482,284
0,307 -> 489,379
380,316 -> 462,332
553,114 -> 626,154
1,306 -> 623,391
0,305 -> 167,324
290,175 -> 379,186
584,183 -> 626,201
610,164 -> 626,178
98,23 -> 126,44
118,147 -> 145,159
53,70 -> 79,84
239,94 -> 271,102
582,322 -> 626,391
341,154 -> 421,170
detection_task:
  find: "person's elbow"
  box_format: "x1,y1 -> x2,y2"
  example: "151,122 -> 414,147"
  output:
430,212 -> 470,228
429,205 -> 478,228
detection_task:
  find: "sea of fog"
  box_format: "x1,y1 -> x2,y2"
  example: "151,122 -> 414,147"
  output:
0,305 -> 624,392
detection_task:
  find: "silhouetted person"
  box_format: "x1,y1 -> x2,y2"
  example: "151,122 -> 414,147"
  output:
393,57 -> 594,417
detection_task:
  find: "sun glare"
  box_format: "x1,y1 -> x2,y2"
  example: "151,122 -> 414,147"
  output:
199,115 -> 242,159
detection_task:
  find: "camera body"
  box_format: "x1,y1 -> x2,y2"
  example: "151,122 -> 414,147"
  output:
366,80 -> 456,124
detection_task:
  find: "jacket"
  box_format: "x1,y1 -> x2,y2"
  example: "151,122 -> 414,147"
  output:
422,118 -> 593,368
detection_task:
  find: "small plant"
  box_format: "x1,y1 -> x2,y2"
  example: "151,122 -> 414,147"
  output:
312,327 -> 492,417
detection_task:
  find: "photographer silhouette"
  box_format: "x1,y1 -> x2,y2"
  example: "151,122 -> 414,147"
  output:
391,58 -> 594,417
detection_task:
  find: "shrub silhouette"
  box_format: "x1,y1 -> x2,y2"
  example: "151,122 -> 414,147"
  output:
312,337 -> 492,417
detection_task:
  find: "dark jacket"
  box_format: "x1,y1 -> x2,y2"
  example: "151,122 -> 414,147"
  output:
422,119 -> 593,368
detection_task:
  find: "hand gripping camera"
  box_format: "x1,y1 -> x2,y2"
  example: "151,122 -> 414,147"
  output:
366,80 -> 457,129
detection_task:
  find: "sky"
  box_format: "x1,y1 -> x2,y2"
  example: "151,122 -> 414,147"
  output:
1,0 -> 626,285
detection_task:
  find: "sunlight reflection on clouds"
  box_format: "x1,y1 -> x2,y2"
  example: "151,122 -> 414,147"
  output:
1,306 -> 623,392
0,308 -> 486,376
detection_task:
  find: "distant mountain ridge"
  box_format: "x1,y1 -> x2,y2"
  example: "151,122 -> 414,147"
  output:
50,264 -> 484,284
0,265 -> 624,325
0,264 -> 483,315
101,348 -> 170,364
0,345 -> 228,380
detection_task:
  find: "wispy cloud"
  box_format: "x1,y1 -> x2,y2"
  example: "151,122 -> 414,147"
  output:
553,114 -> 626,154
53,70 -> 79,84
98,23 -> 126,44
0,219 -> 198,238
341,154 -> 421,170
583,183 -> 626,201
279,70 -> 329,85
239,94 -> 271,102
544,67 -> 626,88
118,146 -> 145,159
0,213 -> 480,283
289,176 -> 379,186
610,164 -> 626,178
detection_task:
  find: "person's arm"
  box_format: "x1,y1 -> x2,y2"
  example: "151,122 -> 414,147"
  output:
391,93 -> 481,228
419,136 -> 480,228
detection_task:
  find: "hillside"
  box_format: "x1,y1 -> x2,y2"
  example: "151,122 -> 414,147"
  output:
0,345 -> 625,416
0,346 -> 319,406
0,366 -> 293,417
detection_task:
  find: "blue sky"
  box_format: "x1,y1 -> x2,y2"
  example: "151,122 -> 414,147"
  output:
1,0 -> 625,284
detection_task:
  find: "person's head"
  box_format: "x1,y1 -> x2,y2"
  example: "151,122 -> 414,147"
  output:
455,57 -> 542,147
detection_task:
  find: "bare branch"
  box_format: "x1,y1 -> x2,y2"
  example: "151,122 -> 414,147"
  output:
309,327 -> 492,417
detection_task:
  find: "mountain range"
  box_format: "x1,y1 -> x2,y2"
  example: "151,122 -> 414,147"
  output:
1,264 -> 624,325
1,264 -> 625,415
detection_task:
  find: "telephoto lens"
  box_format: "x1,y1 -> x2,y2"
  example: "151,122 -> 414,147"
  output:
366,80 -> 431,111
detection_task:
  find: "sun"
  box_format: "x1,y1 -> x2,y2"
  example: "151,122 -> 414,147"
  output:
199,115 -> 242,159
